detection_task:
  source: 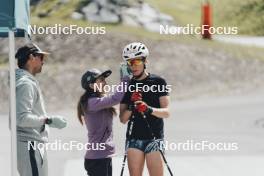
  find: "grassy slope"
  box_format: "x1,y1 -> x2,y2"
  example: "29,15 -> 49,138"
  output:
145,0 -> 249,26
1,0 -> 262,67
30,0 -> 262,60
32,0 -> 263,34
230,0 -> 264,35
146,0 -> 264,35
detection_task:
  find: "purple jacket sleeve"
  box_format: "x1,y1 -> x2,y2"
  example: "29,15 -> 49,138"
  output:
87,77 -> 129,112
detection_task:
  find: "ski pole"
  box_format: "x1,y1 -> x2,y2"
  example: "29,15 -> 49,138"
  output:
120,114 -> 135,176
121,91 -> 142,175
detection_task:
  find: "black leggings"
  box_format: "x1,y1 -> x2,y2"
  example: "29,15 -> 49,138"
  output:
84,158 -> 112,176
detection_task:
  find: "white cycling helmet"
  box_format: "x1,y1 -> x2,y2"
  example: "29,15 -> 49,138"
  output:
122,42 -> 149,61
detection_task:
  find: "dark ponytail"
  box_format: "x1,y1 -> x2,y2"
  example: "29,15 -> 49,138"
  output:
77,90 -> 90,125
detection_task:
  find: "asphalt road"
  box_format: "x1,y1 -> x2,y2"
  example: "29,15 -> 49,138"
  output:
1,90 -> 264,176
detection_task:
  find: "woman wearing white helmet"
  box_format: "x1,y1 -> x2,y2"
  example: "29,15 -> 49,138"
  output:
120,42 -> 171,176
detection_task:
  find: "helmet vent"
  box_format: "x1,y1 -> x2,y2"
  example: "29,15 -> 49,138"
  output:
135,52 -> 142,56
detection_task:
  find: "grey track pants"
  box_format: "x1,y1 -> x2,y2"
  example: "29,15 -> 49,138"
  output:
17,141 -> 48,176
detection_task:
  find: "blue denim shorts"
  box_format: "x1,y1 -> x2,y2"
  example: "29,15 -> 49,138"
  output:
126,139 -> 164,154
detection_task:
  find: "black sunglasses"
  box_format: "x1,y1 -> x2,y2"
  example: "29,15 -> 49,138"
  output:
33,53 -> 44,61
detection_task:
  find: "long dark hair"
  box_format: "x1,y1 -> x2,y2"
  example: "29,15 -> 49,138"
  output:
77,87 -> 117,125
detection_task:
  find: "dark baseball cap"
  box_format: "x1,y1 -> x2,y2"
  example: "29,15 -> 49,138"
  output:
81,68 -> 112,90
15,43 -> 50,61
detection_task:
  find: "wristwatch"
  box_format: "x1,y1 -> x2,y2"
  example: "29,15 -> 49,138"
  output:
45,118 -> 52,125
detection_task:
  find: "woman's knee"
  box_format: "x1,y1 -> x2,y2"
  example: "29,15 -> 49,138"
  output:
127,149 -> 145,176
146,152 -> 164,176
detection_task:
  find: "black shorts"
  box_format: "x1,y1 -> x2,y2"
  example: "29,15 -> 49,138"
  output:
126,139 -> 164,153
84,158 -> 112,176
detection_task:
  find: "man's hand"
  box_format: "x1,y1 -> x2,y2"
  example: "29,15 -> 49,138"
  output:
47,115 -> 67,129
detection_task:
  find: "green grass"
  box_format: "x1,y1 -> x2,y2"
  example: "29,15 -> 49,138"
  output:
31,0 -> 263,35
1,0 -> 263,68
146,0 -> 263,35
229,0 -> 264,35
146,0 -> 201,26
31,0 -> 80,19
27,0 -> 264,64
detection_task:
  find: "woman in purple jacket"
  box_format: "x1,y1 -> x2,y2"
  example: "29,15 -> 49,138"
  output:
77,68 -> 130,176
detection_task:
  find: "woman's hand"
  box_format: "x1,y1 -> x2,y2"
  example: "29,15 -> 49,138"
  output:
134,96 -> 170,119
120,62 -> 132,80
134,101 -> 153,114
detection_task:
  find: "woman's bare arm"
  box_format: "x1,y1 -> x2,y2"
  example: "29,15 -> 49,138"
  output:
119,104 -> 132,124
151,96 -> 170,118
